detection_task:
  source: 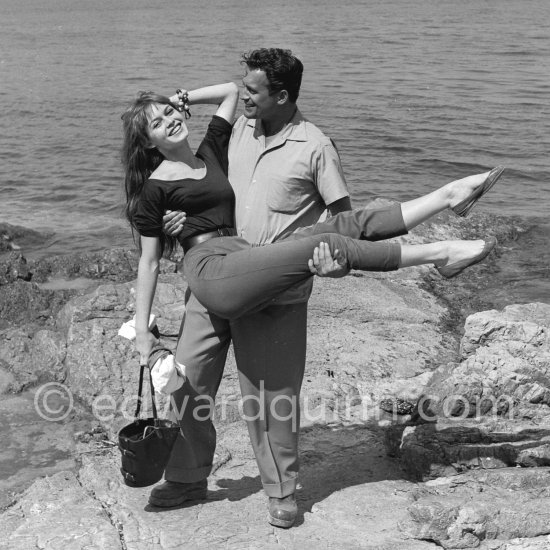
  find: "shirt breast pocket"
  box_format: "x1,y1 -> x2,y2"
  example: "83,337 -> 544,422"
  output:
266,178 -> 310,214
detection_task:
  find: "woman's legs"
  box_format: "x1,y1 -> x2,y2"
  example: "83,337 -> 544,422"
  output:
184,232 -> 494,320
184,234 -> 399,319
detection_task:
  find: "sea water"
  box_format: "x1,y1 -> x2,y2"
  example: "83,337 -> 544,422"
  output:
1,0 -> 548,249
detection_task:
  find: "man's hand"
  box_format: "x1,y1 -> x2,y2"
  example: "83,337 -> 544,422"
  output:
162,210 -> 187,237
308,242 -> 350,278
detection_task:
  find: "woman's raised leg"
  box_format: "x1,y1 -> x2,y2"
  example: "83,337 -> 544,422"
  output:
287,203 -> 408,242
287,169 -> 503,243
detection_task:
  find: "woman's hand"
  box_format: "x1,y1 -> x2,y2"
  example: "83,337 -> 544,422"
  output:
169,89 -> 187,104
135,330 -> 159,365
169,83 -> 238,125
308,242 -> 349,278
169,89 -> 189,113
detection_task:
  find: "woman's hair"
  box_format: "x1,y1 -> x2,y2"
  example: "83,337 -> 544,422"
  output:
241,48 -> 303,103
121,91 -> 178,257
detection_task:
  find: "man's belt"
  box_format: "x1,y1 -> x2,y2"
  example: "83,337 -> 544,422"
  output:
181,227 -> 237,253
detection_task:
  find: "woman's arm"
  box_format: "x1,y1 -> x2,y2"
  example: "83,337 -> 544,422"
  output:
170,82 -> 239,124
135,235 -> 162,364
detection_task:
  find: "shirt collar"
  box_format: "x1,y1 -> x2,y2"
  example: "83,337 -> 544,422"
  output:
247,108 -> 308,143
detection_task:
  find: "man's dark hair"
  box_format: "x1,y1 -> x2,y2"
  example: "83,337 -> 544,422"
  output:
241,48 -> 303,103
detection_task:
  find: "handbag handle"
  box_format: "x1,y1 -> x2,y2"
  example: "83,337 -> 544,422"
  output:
134,362 -> 159,421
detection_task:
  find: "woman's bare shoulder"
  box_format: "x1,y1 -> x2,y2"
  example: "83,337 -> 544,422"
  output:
149,160 -> 205,181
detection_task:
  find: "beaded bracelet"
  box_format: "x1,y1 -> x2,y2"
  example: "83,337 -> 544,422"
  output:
175,88 -> 191,119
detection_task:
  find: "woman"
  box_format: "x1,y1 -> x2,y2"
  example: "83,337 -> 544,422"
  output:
121,83 -> 503,365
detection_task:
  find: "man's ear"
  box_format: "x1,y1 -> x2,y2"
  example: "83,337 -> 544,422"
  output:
276,89 -> 289,105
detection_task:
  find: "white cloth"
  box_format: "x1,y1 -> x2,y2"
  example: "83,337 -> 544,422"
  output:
150,355 -> 186,395
118,314 -> 156,341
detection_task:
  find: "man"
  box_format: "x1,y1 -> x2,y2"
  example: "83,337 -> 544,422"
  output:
155,48 -> 351,528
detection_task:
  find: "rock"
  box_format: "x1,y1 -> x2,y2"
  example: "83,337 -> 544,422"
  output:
0,280 -> 64,329
0,246 -> 143,329
29,247 -> 141,284
0,367 -> 16,394
379,397 -> 417,416
0,419 -> 436,550
397,419 -> 550,480
394,303 -> 550,481
462,302 -> 548,343
0,223 -> 51,255
0,326 -> 66,392
0,252 -> 31,285
2,257 -> 456,433
55,276 -> 187,425
0,391 -> 95,511
480,537 -> 550,549
401,468 -> 550,549
0,242 -> 458,548
0,471 -> 122,549
1,214 -> 546,549
303,271 -> 456,427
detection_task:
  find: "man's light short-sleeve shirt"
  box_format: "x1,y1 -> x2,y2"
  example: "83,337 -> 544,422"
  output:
228,110 -> 349,245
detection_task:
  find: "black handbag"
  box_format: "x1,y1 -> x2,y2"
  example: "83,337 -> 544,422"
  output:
118,362 -> 180,487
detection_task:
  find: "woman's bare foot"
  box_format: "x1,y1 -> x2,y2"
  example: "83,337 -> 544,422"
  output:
435,239 -> 485,267
446,172 -> 491,211
436,237 -> 497,278
448,167 -> 505,217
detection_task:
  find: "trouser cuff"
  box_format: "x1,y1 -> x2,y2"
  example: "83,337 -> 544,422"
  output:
164,464 -> 212,484
262,476 -> 298,498
388,242 -> 402,270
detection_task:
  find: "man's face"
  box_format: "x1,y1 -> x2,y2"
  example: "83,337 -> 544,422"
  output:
241,68 -> 280,121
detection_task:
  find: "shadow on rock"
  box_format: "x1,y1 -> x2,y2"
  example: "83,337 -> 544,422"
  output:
142,475 -> 263,514
297,423 -> 409,525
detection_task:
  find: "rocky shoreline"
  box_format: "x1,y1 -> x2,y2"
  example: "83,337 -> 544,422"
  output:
2,212 -> 550,549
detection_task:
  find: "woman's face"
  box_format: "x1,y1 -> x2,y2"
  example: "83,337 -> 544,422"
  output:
146,102 -> 189,153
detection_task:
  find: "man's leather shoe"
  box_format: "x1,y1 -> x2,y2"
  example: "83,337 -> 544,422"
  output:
148,479 -> 207,507
268,494 -> 297,528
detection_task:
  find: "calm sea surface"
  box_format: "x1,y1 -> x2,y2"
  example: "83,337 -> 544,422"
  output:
0,0 -> 549,302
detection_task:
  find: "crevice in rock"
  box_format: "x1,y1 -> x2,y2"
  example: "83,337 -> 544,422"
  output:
74,464 -> 128,550
422,537 -> 445,548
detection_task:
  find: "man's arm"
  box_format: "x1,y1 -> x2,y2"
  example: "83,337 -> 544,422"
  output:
310,144 -> 353,275
309,197 -> 352,278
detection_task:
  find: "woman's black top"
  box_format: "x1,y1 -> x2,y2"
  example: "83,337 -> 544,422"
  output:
133,115 -> 235,242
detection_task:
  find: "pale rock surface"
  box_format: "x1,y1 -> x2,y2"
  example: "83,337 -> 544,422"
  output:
396,303 -> 550,481
2,216 -> 549,549
1,266 -> 451,549
402,468 -> 550,549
